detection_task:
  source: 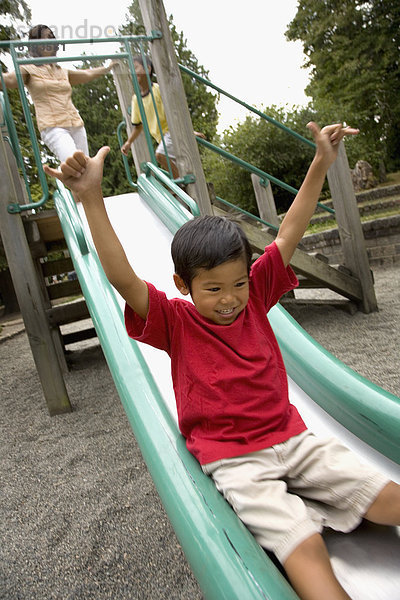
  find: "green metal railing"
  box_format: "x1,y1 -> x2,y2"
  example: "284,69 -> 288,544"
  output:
117,120 -> 137,188
196,136 -> 335,216
179,63 -> 335,216
197,136 -> 299,195
2,33 -> 336,219
179,63 -> 316,149
216,195 -> 279,232
0,83 -> 35,205
0,34 -> 162,213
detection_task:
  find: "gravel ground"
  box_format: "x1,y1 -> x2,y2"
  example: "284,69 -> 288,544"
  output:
284,263 -> 399,397
0,331 -> 202,600
0,262 -> 398,600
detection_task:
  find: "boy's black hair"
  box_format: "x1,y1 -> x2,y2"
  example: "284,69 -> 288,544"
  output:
28,24 -> 57,57
132,54 -> 154,78
171,215 -> 253,289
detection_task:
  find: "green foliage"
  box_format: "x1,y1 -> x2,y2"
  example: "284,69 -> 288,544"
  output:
0,0 -> 31,68
286,0 -> 400,174
120,0 -> 219,141
203,106 -> 317,214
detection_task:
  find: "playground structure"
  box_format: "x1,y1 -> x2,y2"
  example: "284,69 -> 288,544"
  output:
0,1 -> 399,598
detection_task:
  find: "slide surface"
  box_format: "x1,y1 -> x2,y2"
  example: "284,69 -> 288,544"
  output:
55,185 -> 399,600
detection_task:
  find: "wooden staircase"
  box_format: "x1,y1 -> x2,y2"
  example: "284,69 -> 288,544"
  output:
23,209 -> 96,353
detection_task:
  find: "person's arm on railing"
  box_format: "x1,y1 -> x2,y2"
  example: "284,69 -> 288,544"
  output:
43,148 -> 149,319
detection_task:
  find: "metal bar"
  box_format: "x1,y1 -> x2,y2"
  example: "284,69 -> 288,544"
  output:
196,137 -> 335,215
216,195 -> 279,232
179,63 -> 316,149
197,135 -> 298,194
116,120 -> 137,188
7,45 -> 49,213
0,34 -> 160,49
142,161 -> 200,216
17,53 -> 129,65
2,34 -> 162,212
0,79 -> 33,204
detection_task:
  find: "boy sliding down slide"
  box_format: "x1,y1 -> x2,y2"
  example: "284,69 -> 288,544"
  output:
44,122 -> 400,600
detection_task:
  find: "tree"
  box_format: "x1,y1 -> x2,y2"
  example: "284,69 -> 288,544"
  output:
0,0 -> 31,68
286,0 -> 400,173
120,0 -> 219,141
202,105 -> 317,215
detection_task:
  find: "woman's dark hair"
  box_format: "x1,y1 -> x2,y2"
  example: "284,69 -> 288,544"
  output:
132,54 -> 154,78
28,24 -> 57,57
171,215 -> 253,289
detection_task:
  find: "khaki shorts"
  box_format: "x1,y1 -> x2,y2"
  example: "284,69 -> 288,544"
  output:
202,430 -> 389,564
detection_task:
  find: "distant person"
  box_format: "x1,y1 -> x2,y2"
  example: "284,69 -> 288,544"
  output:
45,121 -> 400,600
121,54 -> 204,179
1,24 -> 116,162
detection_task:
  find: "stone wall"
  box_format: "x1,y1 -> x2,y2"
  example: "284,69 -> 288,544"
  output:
302,215 -> 400,267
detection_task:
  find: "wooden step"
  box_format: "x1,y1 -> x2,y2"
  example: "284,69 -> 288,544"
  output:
46,299 -> 90,326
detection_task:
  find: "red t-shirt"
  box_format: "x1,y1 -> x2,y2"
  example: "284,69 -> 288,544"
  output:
125,241 -> 307,464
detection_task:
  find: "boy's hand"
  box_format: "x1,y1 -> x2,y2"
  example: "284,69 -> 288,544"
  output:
307,122 -> 359,169
43,147 -> 110,200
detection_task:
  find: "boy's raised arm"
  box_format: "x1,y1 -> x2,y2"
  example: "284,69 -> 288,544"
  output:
275,122 -> 359,267
43,148 -> 149,320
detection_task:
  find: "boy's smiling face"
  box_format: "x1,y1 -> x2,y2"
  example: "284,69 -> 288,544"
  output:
174,257 -> 249,325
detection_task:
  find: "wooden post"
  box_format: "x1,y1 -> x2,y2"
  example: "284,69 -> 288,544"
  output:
112,61 -> 151,176
0,126 -> 72,415
138,0 -> 212,215
327,142 -> 377,313
251,174 -> 280,228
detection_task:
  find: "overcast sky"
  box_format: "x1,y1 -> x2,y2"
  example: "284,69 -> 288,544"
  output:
6,0 -> 311,132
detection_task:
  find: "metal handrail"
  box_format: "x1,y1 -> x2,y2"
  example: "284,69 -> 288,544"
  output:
180,63 -> 335,216
0,82 -> 34,205
215,195 -> 279,232
197,135 -> 298,194
142,161 -> 200,216
1,33 -> 162,213
117,120 -> 137,188
0,34 -> 160,51
6,43 -> 50,212
179,63 -> 316,149
196,136 -> 335,215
